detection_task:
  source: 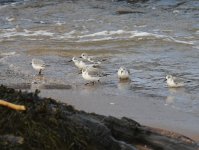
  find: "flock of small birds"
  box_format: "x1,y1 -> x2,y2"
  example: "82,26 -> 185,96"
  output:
31,53 -> 185,88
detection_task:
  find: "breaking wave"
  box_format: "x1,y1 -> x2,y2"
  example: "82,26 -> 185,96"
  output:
0,28 -> 195,46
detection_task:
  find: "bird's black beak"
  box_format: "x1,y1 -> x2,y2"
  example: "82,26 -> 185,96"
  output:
68,59 -> 72,62
79,56 -> 82,58
164,79 -> 167,82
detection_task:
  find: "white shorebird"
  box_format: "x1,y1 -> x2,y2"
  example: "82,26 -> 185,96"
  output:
80,53 -> 89,60
72,57 -> 99,72
82,69 -> 101,85
87,57 -> 101,64
32,58 -> 45,75
80,53 -> 102,64
72,57 -> 85,70
117,66 -> 130,81
165,75 -> 184,88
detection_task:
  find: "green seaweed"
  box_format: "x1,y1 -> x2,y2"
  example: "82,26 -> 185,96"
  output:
0,85 -> 88,150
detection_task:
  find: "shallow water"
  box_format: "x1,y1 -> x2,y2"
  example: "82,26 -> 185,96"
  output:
0,0 -> 199,138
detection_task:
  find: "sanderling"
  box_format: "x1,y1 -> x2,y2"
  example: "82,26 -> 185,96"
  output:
82,68 -> 100,85
80,53 -> 89,59
80,53 -> 103,64
72,56 -> 99,72
117,66 -> 130,80
72,57 -> 85,70
87,57 -> 101,64
32,58 -> 45,75
165,75 -> 184,88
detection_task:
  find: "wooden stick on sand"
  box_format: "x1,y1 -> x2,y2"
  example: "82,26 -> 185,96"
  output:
0,100 -> 26,111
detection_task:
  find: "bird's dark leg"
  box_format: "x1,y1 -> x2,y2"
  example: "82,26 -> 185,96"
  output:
38,69 -> 42,75
85,82 -> 90,85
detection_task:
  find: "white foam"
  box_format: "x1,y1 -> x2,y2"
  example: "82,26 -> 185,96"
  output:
78,30 -> 162,40
78,31 -> 108,38
4,28 -> 191,46
73,19 -> 95,22
77,30 -> 194,45
78,30 -> 126,38
0,28 -> 16,32
0,29 -> 54,39
0,52 -> 16,56
78,37 -> 113,42
54,21 -> 65,26
163,36 -> 194,45
173,10 -> 180,14
52,30 -> 77,40
10,2 -> 18,6
23,29 -> 54,36
130,31 -> 159,37
5,17 -> 15,22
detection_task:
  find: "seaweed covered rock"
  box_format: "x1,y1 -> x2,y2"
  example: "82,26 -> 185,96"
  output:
0,85 -> 198,150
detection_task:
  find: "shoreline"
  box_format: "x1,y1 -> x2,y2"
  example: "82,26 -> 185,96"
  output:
0,84 -> 198,150
38,88 -> 199,143
141,121 -> 199,143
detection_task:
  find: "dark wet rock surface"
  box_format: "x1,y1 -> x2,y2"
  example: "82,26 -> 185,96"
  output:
0,85 -> 198,150
0,0 -> 18,5
116,7 -> 144,14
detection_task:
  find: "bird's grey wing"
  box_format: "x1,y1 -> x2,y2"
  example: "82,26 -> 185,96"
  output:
40,60 -> 45,67
34,59 -> 45,66
87,70 -> 100,76
174,76 -> 184,83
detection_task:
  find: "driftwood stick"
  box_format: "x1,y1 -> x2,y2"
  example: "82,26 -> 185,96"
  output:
0,100 -> 26,111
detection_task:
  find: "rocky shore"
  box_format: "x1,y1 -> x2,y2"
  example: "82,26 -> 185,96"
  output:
0,85 -> 198,150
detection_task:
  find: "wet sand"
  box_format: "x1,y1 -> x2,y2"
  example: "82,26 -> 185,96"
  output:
38,88 -> 199,143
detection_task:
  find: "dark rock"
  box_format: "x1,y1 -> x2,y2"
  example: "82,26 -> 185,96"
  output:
116,7 -> 144,14
115,0 -> 148,3
44,84 -> 72,90
127,0 -> 149,3
0,0 -> 19,5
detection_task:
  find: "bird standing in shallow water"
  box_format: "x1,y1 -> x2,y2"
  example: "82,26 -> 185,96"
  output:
165,75 -> 184,88
80,53 -> 89,60
80,53 -> 103,64
32,59 -> 45,75
117,66 -> 130,81
72,57 -> 86,70
82,69 -> 100,85
72,56 -> 99,73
